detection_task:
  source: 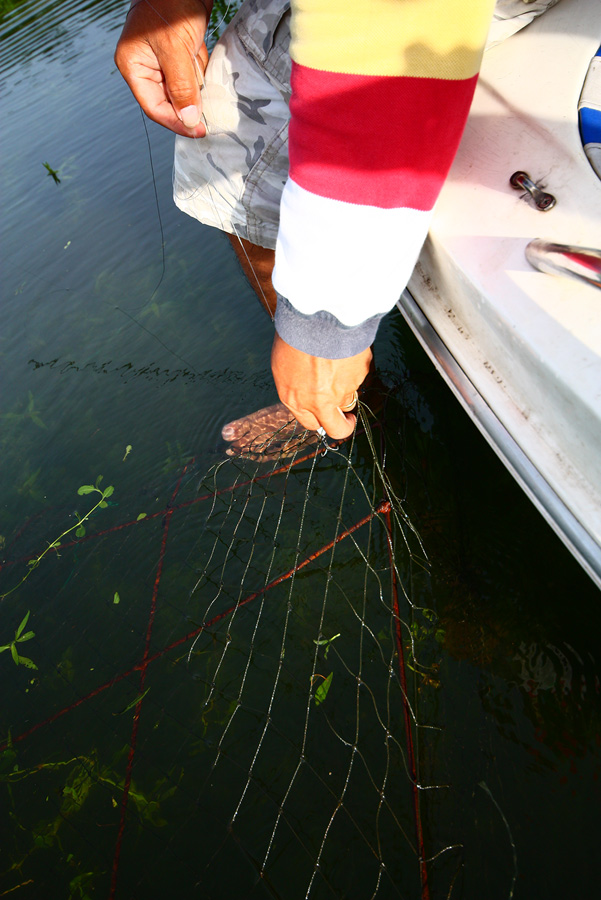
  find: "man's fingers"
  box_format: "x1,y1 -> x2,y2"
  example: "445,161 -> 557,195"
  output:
271,333 -> 369,441
161,47 -> 203,128
318,408 -> 356,440
281,404 -> 319,432
114,0 -> 209,136
115,62 -> 206,136
286,403 -> 356,440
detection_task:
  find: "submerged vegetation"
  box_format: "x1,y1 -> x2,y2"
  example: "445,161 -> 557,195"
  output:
0,0 -> 27,20
0,611 -> 36,669
0,477 -> 115,602
42,161 -> 61,184
0,741 -> 181,897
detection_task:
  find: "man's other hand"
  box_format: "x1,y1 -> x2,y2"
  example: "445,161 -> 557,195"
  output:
271,333 -> 372,440
115,0 -> 212,137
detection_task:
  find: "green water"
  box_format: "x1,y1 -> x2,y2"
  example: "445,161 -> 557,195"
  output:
1,2 -> 600,898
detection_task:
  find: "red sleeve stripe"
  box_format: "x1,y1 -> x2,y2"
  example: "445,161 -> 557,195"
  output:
288,61 -> 479,211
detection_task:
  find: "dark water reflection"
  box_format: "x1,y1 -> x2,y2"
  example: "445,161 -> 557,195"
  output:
1,2 -> 600,898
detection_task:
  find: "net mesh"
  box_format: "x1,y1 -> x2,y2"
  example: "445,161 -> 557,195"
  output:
0,402 -> 454,899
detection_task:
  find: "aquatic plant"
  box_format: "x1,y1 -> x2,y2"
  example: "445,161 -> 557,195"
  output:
0,477 -> 115,601
42,161 -> 60,184
313,671 -> 333,706
313,632 -> 340,660
0,390 -> 47,429
0,746 -> 180,896
0,610 -> 36,669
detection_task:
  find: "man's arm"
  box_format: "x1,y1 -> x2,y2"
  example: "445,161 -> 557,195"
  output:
115,0 -> 496,440
114,0 -> 213,136
272,0 -> 496,433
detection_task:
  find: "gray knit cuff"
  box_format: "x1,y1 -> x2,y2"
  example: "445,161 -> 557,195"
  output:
274,294 -> 383,359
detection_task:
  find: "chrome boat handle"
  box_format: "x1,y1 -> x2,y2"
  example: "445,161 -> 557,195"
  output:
525,239 -> 601,290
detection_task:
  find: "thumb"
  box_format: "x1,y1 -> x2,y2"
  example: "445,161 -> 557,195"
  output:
162,46 -> 204,130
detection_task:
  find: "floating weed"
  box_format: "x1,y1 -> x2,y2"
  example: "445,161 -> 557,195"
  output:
113,687 -> 150,717
1,391 -> 47,430
0,748 -> 179,889
312,672 -> 333,706
314,632 -> 340,660
122,444 -> 132,461
68,870 -> 96,900
162,440 -> 187,475
404,607 -> 445,686
42,161 -> 61,184
0,611 -> 37,670
16,464 -> 42,500
0,476 -> 115,600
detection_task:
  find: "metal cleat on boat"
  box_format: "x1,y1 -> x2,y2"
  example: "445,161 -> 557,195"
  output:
510,171 -> 556,210
525,239 -> 601,289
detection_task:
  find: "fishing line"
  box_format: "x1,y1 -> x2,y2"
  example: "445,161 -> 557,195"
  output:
108,99 -> 202,374
133,107 -> 167,311
111,1 -> 271,374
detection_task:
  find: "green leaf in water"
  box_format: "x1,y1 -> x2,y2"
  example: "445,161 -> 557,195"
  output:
113,592 -> 120,605
103,485 -> 114,498
314,672 -> 333,706
77,485 -> 95,495
30,413 -> 47,430
18,656 -> 38,670
114,687 -> 150,716
10,644 -> 19,666
75,525 -> 86,538
17,631 -> 35,643
15,611 -> 30,640
61,764 -> 93,817
42,161 -> 61,184
313,633 -> 340,660
136,513 -> 147,521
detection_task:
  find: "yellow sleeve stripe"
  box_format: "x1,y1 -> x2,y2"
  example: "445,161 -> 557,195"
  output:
290,0 -> 496,80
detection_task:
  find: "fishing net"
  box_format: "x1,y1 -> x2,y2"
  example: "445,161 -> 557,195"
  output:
0,398 -> 453,899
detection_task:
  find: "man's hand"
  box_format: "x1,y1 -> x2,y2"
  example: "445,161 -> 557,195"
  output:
115,0 -> 212,137
271,333 -> 372,440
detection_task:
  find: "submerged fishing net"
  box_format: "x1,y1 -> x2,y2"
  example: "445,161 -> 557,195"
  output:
3,356 -> 601,900
0,400 -> 454,899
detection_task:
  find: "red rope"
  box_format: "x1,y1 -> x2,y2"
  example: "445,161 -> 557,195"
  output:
385,506 -> 430,900
109,463 -> 188,900
0,448 -> 322,575
0,449 -> 392,898
0,500 -> 389,757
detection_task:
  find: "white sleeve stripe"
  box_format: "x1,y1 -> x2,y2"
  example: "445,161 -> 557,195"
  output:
272,178 -> 432,328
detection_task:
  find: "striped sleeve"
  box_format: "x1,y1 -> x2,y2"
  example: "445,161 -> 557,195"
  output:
272,0 -> 496,359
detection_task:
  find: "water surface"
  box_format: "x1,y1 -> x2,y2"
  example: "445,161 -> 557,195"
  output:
1,3 -> 600,898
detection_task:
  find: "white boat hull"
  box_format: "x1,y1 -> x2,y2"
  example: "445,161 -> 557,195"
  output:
401,0 -> 601,587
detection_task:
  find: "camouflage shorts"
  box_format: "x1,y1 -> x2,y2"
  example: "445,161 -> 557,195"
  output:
173,0 -> 291,250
